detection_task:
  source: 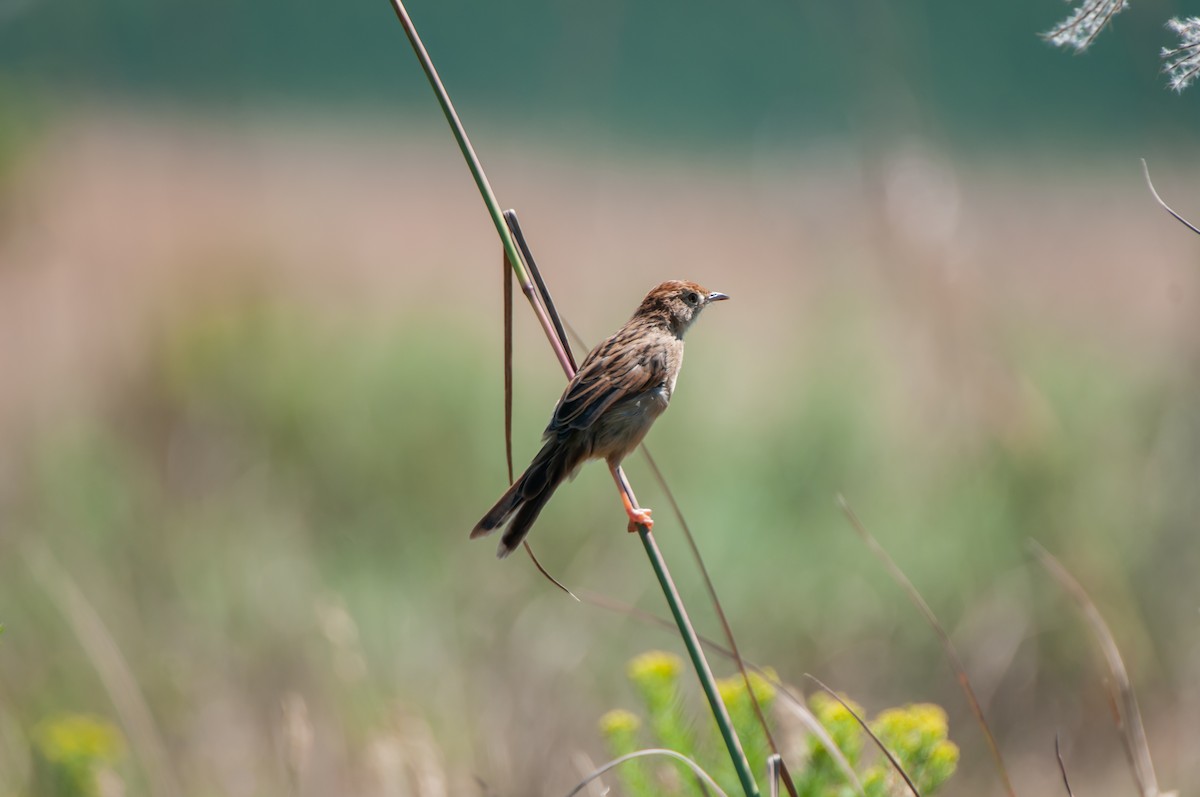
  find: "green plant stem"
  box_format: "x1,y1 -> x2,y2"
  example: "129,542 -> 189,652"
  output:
637,524 -> 761,797
612,465 -> 758,796
385,3 -> 760,794
385,0 -> 573,377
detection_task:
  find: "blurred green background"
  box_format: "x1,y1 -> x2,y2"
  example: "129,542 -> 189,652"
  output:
3,0 -> 1200,147
1,1 -> 1199,795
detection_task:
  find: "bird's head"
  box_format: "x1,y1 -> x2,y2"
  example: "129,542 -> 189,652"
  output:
633,280 -> 730,337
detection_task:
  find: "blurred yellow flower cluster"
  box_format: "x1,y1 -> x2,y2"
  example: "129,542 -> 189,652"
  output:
601,652 -> 959,797
32,714 -> 125,797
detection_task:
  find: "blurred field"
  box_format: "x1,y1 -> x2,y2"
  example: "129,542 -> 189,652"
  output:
1,106 -> 1200,796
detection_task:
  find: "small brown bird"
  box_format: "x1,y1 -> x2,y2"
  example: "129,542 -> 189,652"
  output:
472,280 -> 729,558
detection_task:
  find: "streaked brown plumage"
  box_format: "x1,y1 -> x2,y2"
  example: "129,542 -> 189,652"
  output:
471,280 -> 729,558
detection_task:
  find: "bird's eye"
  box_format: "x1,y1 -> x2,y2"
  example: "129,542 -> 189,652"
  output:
684,292 -> 699,306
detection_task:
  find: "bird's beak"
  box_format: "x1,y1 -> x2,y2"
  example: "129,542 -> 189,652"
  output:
707,291 -> 730,303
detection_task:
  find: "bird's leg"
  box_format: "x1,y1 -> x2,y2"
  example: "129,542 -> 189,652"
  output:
609,465 -> 653,533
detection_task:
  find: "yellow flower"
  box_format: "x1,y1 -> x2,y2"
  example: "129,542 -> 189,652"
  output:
930,740 -> 960,769
908,703 -> 949,735
716,669 -> 777,705
599,709 -> 641,737
33,714 -> 124,765
810,691 -> 864,725
627,650 -> 682,684
874,703 -> 949,750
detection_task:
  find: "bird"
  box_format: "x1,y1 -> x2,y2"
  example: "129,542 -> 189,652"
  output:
471,279 -> 729,558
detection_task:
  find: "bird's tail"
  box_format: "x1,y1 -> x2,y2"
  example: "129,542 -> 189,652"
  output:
470,439 -> 572,558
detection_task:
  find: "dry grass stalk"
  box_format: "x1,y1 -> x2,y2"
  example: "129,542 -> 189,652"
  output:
837,495 -> 1016,797
804,674 -> 920,797
1029,541 -> 1172,797
27,544 -> 183,797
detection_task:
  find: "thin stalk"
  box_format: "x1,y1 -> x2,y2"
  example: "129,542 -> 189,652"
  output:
838,495 -> 1016,797
28,546 -> 183,797
578,589 -> 865,797
385,0 -> 572,376
386,3 -> 759,795
505,210 -> 578,372
638,527 -> 760,797
503,253 -> 514,483
567,749 -> 730,797
1055,734 -> 1075,797
1030,541 -> 1160,797
642,448 -> 791,796
1141,158 -> 1200,236
804,674 -> 919,797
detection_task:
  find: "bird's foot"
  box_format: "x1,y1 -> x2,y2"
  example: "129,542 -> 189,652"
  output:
610,465 -> 653,532
626,506 -> 653,533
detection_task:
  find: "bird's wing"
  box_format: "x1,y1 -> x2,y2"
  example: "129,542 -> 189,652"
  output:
547,327 -> 664,436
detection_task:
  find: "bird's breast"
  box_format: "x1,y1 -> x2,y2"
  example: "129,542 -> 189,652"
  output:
664,341 -> 684,397
587,385 -> 670,466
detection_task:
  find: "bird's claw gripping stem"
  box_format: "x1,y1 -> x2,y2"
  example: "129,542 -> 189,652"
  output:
609,464 -> 652,532
627,508 -> 653,533
620,491 -> 653,533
